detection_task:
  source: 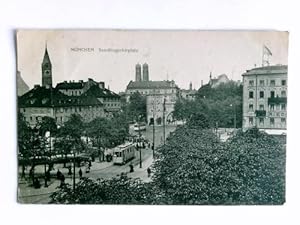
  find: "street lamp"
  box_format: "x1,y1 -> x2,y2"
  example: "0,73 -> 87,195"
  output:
137,115 -> 142,168
162,96 -> 166,146
230,104 -> 237,129
150,95 -> 157,159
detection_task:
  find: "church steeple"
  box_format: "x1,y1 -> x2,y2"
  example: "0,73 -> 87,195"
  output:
42,45 -> 52,88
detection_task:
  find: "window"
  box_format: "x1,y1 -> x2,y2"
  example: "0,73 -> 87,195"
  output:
249,91 -> 254,98
281,103 -> 286,110
259,80 -> 265,86
270,91 -> 275,98
281,90 -> 286,97
281,80 -> 286,86
30,116 -> 33,121
259,118 -> 264,125
281,118 -> 286,124
249,117 -> 253,125
259,91 -> 264,98
249,104 -> 253,111
249,80 -> 254,86
270,118 -> 275,126
270,80 -> 276,86
259,104 -> 264,110
23,108 -> 26,113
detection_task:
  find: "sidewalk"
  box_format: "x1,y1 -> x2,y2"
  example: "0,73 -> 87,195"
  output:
127,155 -> 153,182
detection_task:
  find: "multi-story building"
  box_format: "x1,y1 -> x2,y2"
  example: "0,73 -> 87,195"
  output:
125,63 -> 179,102
18,47 -> 121,127
146,92 -> 177,125
18,85 -> 105,126
242,65 -> 287,131
209,73 -> 230,88
180,82 -> 197,101
125,63 -> 180,125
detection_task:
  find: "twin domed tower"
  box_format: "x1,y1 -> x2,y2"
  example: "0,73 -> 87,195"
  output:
135,63 -> 149,82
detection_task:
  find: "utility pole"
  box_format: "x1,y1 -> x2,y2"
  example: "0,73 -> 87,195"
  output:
73,150 -> 76,192
163,96 -> 166,145
152,95 -> 156,159
138,116 -> 142,168
234,104 -> 237,129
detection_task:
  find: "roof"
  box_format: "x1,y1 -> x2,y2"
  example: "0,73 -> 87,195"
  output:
181,89 -> 197,95
17,72 -> 29,96
127,80 -> 177,89
42,48 -> 51,64
56,81 -> 85,90
259,129 -> 287,136
18,86 -> 103,108
83,85 -> 120,98
242,65 -> 288,76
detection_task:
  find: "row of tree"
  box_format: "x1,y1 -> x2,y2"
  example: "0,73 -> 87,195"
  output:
18,112 -> 130,183
173,81 -> 243,128
50,113 -> 286,205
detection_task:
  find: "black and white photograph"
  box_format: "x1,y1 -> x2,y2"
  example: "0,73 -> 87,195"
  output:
16,30 -> 288,205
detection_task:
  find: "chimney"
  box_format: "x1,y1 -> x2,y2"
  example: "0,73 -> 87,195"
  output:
189,82 -> 192,90
201,80 -> 203,87
135,63 -> 141,82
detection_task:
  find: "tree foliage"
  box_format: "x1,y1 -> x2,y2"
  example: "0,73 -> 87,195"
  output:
50,125 -> 285,205
174,81 -> 243,128
50,176 -> 159,204
124,92 -> 147,122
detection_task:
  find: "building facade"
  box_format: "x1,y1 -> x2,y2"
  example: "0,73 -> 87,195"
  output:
18,47 -> 121,127
146,92 -> 177,126
125,63 -> 180,125
209,73 -> 230,88
242,65 -> 287,131
180,82 -> 197,101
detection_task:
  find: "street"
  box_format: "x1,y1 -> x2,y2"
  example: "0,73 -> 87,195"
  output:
18,124 -> 178,203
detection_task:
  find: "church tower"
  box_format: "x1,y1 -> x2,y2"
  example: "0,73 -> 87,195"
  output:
142,63 -> 149,81
42,46 -> 53,88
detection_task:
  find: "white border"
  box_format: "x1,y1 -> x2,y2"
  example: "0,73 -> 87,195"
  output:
1,1 -> 300,225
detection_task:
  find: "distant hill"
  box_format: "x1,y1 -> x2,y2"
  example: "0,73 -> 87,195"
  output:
17,71 -> 29,96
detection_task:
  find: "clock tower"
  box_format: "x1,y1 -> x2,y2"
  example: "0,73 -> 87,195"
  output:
41,47 -> 53,88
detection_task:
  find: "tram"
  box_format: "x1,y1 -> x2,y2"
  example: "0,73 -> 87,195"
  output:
133,122 -> 146,131
113,142 -> 136,165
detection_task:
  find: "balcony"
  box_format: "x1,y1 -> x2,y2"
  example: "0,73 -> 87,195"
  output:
255,110 -> 266,117
268,97 -> 287,105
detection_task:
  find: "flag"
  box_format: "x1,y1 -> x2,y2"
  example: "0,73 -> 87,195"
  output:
264,45 -> 272,56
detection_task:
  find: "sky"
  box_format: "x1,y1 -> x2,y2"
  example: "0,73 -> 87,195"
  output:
17,30 -> 289,93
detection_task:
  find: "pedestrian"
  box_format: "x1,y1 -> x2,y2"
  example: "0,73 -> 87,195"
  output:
129,164 -> 134,173
60,174 -> 65,187
147,167 -> 151,177
45,170 -> 51,182
68,166 -> 72,175
79,168 -> 83,179
56,169 -> 62,180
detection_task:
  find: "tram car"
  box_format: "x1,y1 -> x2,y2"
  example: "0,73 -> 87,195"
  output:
113,142 -> 136,165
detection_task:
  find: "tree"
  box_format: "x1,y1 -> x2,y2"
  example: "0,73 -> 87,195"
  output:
55,114 -> 85,167
18,112 -> 32,178
225,128 -> 285,204
50,176 -> 159,204
174,81 -> 243,128
86,114 -> 129,160
125,92 -> 147,122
